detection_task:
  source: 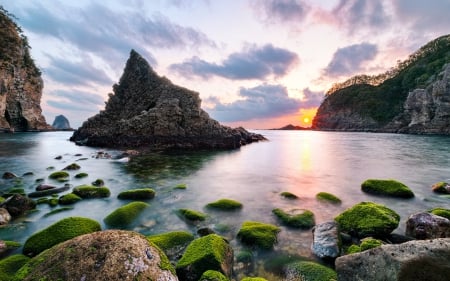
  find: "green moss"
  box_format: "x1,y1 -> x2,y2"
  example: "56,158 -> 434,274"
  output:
72,185 -> 110,198
199,270 -> 230,281
48,171 -> 69,180
0,254 -> 30,281
236,250 -> 253,263
0,196 -> 5,203
117,188 -> 155,200
58,193 -> 82,205
91,179 -> 104,186
147,231 -> 194,253
431,181 -> 449,193
4,240 -> 21,248
148,240 -> 177,275
43,207 -> 74,217
176,234 -> 232,280
103,201 -> 150,228
316,192 -> 342,204
22,217 -> 101,257
177,208 -> 207,221
361,179 -> 414,198
48,198 -> 59,207
272,208 -> 315,229
346,244 -> 361,254
174,183 -> 187,189
360,237 -> 383,251
429,207 -> 450,220
237,221 -> 280,249
63,163 -> 81,170
74,172 -> 88,179
241,278 -> 268,281
280,191 -> 298,199
36,197 -> 49,204
206,198 -> 243,210
286,261 -> 337,281
46,166 -> 55,170
334,202 -> 400,238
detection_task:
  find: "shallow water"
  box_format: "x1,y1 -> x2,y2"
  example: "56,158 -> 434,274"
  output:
1,131 -> 449,278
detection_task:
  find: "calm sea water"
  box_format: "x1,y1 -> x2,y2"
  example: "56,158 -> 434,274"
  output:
1,131 -> 449,276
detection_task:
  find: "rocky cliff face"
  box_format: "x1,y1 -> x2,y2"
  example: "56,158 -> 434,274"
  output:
0,9 -> 50,131
70,50 -> 265,149
51,114 -> 71,130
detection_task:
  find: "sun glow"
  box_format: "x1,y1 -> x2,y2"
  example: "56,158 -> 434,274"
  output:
299,108 -> 317,128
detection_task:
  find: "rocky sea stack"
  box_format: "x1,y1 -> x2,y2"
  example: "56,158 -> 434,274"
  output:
51,114 -> 71,130
70,50 -> 265,149
0,8 -> 50,132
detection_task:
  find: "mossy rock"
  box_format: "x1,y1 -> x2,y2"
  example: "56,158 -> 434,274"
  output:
241,278 -> 268,281
43,207 -> 74,217
72,185 -> 110,198
346,244 -> 361,254
104,201 -> 150,228
206,198 -> 243,210
360,237 -> 383,251
0,196 -> 5,204
335,202 -> 400,238
74,172 -> 88,179
63,163 -> 81,170
118,188 -> 155,200
147,231 -> 195,258
361,179 -> 414,198
48,198 -> 59,207
0,254 -> 30,281
174,183 -> 187,189
280,191 -> 298,199
431,181 -> 450,194
316,192 -> 342,204
48,171 -> 69,180
236,250 -> 253,263
272,208 -> 315,229
4,240 -> 22,249
91,178 -> 105,186
176,234 -> 233,281
58,193 -> 82,205
22,217 -> 101,257
428,207 -> 450,220
199,270 -> 230,281
237,221 -> 280,249
286,261 -> 337,281
177,208 -> 207,221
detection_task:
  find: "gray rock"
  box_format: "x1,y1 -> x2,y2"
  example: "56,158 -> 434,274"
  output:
51,114 -> 71,130
0,208 -> 11,225
336,238 -> 450,281
405,212 -> 450,239
2,172 -> 18,179
2,194 -> 36,217
311,221 -> 341,259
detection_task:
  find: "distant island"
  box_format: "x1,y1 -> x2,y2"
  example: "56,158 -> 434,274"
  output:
271,124 -> 310,130
51,115 -> 73,131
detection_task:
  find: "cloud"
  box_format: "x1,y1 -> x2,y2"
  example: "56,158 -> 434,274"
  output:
207,84 -> 322,122
170,44 -> 299,80
251,0 -> 311,23
46,90 -> 105,112
323,43 -> 378,77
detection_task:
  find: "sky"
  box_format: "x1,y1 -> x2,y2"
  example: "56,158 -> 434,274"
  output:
3,0 -> 450,129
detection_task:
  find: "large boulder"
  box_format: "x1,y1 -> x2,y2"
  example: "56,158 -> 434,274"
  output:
335,238 -> 450,281
70,50 -> 265,149
405,212 -> 450,239
15,230 -> 178,281
311,221 -> 341,259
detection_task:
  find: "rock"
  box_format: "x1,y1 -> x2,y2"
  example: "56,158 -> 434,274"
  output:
48,171 -> 69,180
16,230 -> 178,281
74,172 -> 88,178
206,198 -> 243,210
241,278 -> 268,281
432,181 -> 450,194
177,208 -> 207,222
335,238 -> 450,281
2,194 -> 36,217
176,234 -> 233,281
361,179 -> 415,198
54,155 -> 62,160
405,212 -> 450,239
315,192 -> 342,204
147,231 -> 195,260
0,208 -> 11,225
91,178 -> 104,186
237,221 -> 280,249
359,237 -> 383,251
334,201 -> 400,238
285,261 -> 337,281
69,50 -> 265,149
117,188 -> 156,200
272,208 -> 315,229
429,207 -> 450,220
2,172 -> 18,179
62,162 -> 81,170
197,227 -> 216,237
22,216 -> 101,257
72,184 -> 111,198
104,201 -> 150,228
58,193 -> 82,205
35,184 -> 56,191
28,184 -> 71,198
0,254 -> 30,281
280,191 -> 298,199
199,270 -> 229,281
51,114 -> 71,130
311,221 -> 341,259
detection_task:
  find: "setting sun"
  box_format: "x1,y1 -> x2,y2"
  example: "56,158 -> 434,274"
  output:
299,108 -> 317,128
303,117 -> 310,124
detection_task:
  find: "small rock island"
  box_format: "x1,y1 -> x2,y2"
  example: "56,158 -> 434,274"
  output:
70,50 -> 265,149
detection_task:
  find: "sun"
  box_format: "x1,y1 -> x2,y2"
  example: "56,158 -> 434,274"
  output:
303,117 -> 310,124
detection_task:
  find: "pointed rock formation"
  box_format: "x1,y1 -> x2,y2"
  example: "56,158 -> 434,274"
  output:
70,50 -> 265,149
51,114 -> 71,130
0,8 -> 50,131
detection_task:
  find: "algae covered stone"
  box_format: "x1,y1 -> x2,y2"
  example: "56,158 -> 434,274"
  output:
272,208 -> 315,229
206,198 -> 243,210
58,193 -> 82,205
237,221 -> 280,249
72,184 -> 111,198
48,171 -> 69,180
176,234 -> 233,281
335,202 -> 400,238
199,270 -> 230,281
280,191 -> 298,199
178,208 -> 207,221
63,163 -> 81,170
285,261 -> 337,281
360,237 -> 383,251
429,207 -> 450,220
316,192 -> 342,204
22,216 -> 101,257
431,181 -> 450,194
118,188 -> 155,200
361,179 -> 414,198
74,172 -> 88,178
104,201 -> 150,228
147,231 -> 194,259
0,254 -> 30,281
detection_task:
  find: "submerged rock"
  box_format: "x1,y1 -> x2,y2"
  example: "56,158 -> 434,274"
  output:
311,221 -> 341,259
285,261 -> 337,281
237,221 -> 280,249
70,50 -> 265,150
1,194 -> 36,217
361,179 -> 414,198
405,212 -> 450,239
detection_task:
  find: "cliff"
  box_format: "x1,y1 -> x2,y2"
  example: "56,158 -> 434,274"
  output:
0,7 -> 50,131
313,35 -> 450,134
51,114 -> 72,130
70,50 -> 265,149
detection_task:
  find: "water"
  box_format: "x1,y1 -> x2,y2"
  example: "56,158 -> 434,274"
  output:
1,131 -> 449,277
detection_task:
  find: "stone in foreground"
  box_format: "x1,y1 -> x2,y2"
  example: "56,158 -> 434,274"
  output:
311,221 -> 341,259
70,50 -> 265,149
405,212 -> 450,239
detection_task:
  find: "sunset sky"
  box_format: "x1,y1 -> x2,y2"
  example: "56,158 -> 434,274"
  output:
3,1 -> 450,129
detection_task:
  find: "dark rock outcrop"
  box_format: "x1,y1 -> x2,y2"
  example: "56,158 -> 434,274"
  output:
70,50 -> 265,149
51,114 -> 71,130
405,212 -> 450,239
0,8 -> 50,131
